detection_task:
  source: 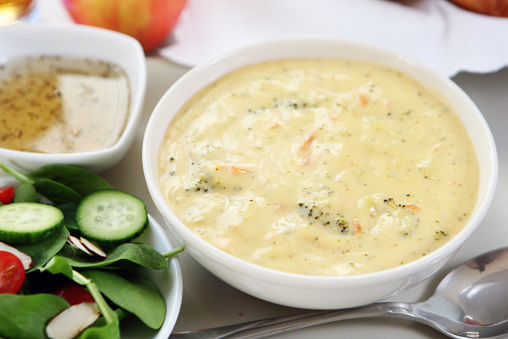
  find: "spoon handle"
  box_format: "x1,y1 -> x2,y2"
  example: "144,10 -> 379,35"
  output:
171,302 -> 414,338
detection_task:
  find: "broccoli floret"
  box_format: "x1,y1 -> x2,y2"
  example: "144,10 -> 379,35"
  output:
298,201 -> 351,233
382,197 -> 420,236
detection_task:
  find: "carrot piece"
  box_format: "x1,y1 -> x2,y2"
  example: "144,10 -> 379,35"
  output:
353,219 -> 362,233
404,204 -> 421,211
299,134 -> 315,165
356,93 -> 369,107
300,135 -> 315,151
431,143 -> 443,151
215,165 -> 249,174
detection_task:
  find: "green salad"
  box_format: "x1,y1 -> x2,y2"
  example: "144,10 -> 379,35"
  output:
0,163 -> 182,339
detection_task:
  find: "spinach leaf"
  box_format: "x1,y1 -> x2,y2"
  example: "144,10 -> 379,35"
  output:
59,242 -> 169,270
88,308 -> 129,328
13,182 -> 39,203
57,202 -> 80,232
15,226 -> 69,271
80,321 -> 121,339
0,294 -> 69,339
30,165 -> 113,196
0,163 -> 32,184
78,309 -> 127,339
0,163 -> 84,205
83,270 -> 166,329
42,255 -> 74,280
33,178 -> 82,205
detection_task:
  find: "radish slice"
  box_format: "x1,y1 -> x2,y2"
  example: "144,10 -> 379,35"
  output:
46,302 -> 100,339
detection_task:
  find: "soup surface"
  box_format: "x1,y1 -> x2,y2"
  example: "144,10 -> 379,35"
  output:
158,58 -> 479,276
0,55 -> 130,153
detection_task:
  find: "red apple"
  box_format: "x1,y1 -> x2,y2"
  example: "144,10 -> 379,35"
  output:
62,0 -> 187,53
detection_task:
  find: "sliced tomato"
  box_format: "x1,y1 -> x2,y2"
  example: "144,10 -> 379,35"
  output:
54,283 -> 95,305
0,251 -> 25,294
0,186 -> 15,205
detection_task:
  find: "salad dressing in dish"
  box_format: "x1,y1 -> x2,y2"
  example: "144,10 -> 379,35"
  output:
158,58 -> 480,276
0,55 -> 130,153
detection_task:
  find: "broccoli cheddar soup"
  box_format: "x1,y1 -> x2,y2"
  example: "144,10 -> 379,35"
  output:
158,58 -> 479,276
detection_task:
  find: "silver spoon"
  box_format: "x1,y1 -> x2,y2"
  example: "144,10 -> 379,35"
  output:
171,246 -> 508,339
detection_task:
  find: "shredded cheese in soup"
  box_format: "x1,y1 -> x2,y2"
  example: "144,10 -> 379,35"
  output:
158,58 -> 479,276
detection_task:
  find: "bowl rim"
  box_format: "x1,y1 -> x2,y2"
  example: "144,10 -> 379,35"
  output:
143,36 -> 498,288
0,23 -> 146,161
144,214 -> 183,339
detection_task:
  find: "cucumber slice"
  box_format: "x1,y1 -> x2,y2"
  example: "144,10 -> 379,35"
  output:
76,190 -> 148,245
0,203 -> 64,244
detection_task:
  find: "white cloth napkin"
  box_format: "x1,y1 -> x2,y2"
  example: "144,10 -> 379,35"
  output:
159,0 -> 508,77
39,0 -> 508,77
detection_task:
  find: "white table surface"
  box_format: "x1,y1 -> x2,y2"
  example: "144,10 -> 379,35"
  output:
99,57 -> 508,339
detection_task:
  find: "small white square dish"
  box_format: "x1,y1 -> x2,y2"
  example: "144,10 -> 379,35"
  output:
0,23 -> 146,173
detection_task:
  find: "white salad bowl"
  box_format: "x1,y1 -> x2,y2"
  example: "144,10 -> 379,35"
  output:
123,214 -> 183,339
142,37 -> 498,309
0,23 -> 146,173
0,176 -> 182,339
